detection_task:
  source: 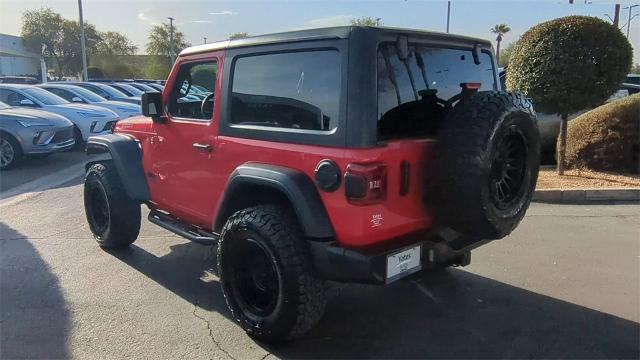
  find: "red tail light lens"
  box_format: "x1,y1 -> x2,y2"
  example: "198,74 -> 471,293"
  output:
344,163 -> 387,205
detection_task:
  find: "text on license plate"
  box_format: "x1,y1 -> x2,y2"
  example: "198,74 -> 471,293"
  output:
386,245 -> 421,281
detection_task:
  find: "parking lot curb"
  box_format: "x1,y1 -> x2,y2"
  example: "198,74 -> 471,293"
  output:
533,188 -> 640,203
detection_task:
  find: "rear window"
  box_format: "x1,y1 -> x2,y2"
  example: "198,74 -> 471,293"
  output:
230,50 -> 341,132
377,43 -> 496,140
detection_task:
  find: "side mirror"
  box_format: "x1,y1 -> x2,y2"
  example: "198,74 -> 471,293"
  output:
141,91 -> 164,122
71,96 -> 84,103
19,99 -> 35,106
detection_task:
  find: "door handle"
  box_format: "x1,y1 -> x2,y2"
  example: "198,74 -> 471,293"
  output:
192,143 -> 213,152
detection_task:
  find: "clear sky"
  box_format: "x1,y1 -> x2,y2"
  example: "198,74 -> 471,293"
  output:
1,0 -> 638,62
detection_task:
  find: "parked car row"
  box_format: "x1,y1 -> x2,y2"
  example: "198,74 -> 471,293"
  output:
0,81 -> 151,170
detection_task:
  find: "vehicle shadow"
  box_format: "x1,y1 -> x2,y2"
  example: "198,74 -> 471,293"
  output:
109,242 -> 639,359
0,222 -> 71,359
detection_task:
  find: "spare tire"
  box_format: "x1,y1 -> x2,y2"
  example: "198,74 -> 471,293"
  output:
432,91 -> 540,239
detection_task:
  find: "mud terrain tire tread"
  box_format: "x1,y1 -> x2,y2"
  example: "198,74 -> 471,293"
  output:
217,205 -> 326,343
433,91 -> 540,239
84,161 -> 141,248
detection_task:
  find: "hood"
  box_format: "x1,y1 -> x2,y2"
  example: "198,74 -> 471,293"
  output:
0,107 -> 73,127
101,101 -> 141,112
48,103 -> 119,119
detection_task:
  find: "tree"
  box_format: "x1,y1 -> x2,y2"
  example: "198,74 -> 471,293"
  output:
96,31 -> 137,55
490,24 -> 510,65
21,8 -> 65,77
229,32 -> 249,40
145,23 -> 190,59
350,17 -> 381,26
498,42 -> 515,68
507,16 -> 632,175
21,8 -> 101,78
59,19 -> 101,76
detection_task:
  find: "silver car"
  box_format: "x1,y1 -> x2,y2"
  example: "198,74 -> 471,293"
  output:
38,84 -> 141,118
0,101 -> 75,170
0,84 -> 119,143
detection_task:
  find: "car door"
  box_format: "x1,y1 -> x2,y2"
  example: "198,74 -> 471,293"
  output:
145,56 -> 222,227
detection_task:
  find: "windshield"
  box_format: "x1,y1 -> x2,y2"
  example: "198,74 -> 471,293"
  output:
23,87 -> 69,105
87,83 -> 128,98
69,86 -> 106,102
115,84 -> 144,96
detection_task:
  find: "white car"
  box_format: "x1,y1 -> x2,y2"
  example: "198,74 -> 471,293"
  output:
38,84 -> 141,118
0,84 -> 119,143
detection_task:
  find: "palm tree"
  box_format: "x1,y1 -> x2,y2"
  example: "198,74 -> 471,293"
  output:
491,24 -> 511,65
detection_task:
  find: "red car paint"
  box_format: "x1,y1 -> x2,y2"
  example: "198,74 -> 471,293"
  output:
114,50 -> 438,248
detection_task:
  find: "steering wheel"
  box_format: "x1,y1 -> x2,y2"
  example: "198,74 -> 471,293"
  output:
437,93 -> 464,112
201,93 -> 215,119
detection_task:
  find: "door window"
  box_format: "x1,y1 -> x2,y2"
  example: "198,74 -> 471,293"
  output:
0,89 -> 30,106
168,61 -> 217,120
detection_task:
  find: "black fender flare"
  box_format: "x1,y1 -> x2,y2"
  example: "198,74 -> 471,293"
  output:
85,134 -> 150,202
214,163 -> 335,240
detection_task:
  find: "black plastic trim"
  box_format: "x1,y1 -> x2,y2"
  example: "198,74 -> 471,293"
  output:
214,163 -> 335,239
308,228 -> 489,284
85,134 -> 150,202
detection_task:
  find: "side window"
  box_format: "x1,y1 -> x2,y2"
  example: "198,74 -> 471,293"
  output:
168,60 -> 217,120
47,88 -> 75,102
230,50 -> 341,131
0,89 -> 28,106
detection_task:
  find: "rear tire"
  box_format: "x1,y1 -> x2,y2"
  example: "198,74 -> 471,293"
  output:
432,91 -> 540,239
0,133 -> 23,170
217,205 -> 326,343
84,161 -> 141,248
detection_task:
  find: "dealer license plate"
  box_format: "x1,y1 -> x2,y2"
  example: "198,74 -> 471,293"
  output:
386,245 -> 422,282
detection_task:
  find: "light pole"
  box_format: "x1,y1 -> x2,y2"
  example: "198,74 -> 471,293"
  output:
168,17 -> 175,65
624,4 -> 639,38
446,1 -> 451,33
78,0 -> 88,81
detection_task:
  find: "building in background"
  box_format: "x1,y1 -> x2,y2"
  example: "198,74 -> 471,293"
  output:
0,33 -> 44,82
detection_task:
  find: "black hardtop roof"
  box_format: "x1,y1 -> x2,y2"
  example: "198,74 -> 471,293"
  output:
180,26 -> 492,56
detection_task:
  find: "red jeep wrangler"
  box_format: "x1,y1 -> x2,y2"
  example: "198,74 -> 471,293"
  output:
83,26 -> 539,342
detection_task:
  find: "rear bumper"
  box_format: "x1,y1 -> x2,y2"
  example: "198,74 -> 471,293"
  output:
307,229 -> 490,285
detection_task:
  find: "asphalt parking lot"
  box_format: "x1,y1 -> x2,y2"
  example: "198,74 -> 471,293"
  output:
1,173 -> 639,359
0,149 -> 88,194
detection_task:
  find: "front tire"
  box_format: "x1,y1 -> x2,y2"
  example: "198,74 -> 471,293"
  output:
217,205 -> 326,343
0,133 -> 23,170
84,162 -> 141,248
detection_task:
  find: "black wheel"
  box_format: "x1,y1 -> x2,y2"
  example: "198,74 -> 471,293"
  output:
0,133 -> 23,170
217,205 -> 326,343
84,161 -> 141,248
432,91 -> 540,239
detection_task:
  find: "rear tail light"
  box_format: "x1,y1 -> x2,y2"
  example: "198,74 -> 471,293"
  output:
344,163 -> 387,205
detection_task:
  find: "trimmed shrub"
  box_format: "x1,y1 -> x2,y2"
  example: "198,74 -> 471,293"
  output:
507,16 -> 632,115
506,15 -> 633,174
564,94 -> 640,174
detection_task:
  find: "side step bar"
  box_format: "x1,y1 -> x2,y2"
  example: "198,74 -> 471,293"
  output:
148,210 -> 219,245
